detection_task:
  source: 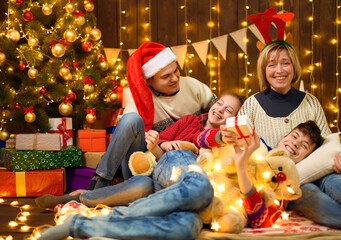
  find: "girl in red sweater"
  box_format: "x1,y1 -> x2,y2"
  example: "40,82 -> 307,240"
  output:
146,92 -> 245,160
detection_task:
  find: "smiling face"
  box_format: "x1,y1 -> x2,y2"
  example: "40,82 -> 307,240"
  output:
277,129 -> 316,164
146,61 -> 180,95
265,49 -> 294,94
206,94 -> 242,129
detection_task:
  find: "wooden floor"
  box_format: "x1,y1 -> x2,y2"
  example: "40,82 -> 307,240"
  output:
0,197 -> 55,240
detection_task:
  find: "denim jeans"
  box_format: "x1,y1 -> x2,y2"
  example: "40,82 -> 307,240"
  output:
81,175 -> 154,207
96,112 -> 147,180
69,150 -> 214,239
287,173 -> 341,229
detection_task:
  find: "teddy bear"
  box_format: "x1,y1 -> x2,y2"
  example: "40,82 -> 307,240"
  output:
196,145 -> 302,233
128,141 -> 198,176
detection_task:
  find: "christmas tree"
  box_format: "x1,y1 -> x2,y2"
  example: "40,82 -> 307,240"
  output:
0,0 -> 122,141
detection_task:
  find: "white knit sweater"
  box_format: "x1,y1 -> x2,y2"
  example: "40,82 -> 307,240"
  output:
238,92 -> 331,148
123,76 -> 215,132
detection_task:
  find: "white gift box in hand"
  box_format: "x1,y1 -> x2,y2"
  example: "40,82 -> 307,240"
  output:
225,115 -> 254,146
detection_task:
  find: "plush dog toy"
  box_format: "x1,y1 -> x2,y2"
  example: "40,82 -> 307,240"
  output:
197,146 -> 302,233
128,141 -> 198,176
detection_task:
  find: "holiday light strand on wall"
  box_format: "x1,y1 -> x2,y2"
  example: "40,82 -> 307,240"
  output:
182,0 -> 192,76
333,1 -> 340,132
208,0 -> 217,94
240,1 -> 251,98
308,0 -> 317,95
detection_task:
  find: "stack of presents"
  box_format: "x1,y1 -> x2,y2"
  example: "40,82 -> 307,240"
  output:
0,108 -> 124,198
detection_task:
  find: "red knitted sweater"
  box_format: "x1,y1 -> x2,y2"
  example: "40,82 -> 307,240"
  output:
158,114 -> 221,150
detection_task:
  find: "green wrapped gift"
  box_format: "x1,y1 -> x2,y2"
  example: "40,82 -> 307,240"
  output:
2,147 -> 82,172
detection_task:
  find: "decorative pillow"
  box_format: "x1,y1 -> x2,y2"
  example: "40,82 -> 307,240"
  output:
296,133 -> 341,185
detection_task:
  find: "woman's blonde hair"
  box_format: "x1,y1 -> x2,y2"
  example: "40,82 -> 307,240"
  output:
257,43 -> 301,91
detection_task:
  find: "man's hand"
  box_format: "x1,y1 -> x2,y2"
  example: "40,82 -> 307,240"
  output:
145,130 -> 159,151
333,153 -> 341,174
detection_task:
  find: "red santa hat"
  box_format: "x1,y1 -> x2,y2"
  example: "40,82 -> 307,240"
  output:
127,42 -> 177,131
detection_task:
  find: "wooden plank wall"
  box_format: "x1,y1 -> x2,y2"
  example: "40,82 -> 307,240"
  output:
93,0 -> 341,132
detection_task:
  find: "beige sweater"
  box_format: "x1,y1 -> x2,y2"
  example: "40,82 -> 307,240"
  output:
238,92 -> 331,148
123,76 -> 215,132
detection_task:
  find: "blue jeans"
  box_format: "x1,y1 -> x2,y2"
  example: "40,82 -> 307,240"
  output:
69,150 -> 214,239
81,175 -> 154,207
287,173 -> 341,229
96,112 -> 147,180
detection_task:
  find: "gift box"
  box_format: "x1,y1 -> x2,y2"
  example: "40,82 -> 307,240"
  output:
78,129 -> 106,152
49,117 -> 73,146
2,147 -> 82,172
5,134 -> 16,149
66,167 -> 95,190
16,133 -> 61,151
0,168 -> 65,197
225,115 -> 254,145
82,151 -> 105,169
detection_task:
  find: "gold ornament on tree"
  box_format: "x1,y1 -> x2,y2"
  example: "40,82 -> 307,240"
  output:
28,67 -> 38,79
24,106 -> 36,123
65,3 -> 75,13
63,29 -> 77,43
74,10 -> 85,26
85,107 -> 96,124
90,28 -> 102,41
42,4 -> 53,15
59,97 -> 73,116
28,37 -> 39,47
8,29 -> 20,42
84,0 -> 94,12
99,55 -> 108,71
120,79 -> 129,87
109,92 -> 119,102
50,38 -> 69,57
83,76 -> 94,93
59,62 -> 70,78
0,51 -> 6,64
0,130 -> 10,141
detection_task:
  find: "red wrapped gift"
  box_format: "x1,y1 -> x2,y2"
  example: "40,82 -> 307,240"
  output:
225,115 -> 254,146
49,118 -> 73,146
78,129 -> 106,152
0,168 -> 65,197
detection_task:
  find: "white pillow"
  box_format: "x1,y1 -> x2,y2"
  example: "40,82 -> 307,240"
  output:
296,133 -> 341,185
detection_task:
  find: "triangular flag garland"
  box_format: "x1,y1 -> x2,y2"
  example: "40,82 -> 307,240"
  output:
128,49 -> 137,56
170,44 -> 188,70
104,48 -> 121,63
211,35 -> 228,60
248,24 -> 265,44
299,80 -> 305,92
192,40 -> 209,65
229,28 -> 248,53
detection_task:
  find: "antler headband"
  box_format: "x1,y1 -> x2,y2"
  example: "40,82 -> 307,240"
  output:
247,8 -> 295,51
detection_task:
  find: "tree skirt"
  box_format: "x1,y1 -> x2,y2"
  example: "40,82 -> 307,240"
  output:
197,211 -> 341,240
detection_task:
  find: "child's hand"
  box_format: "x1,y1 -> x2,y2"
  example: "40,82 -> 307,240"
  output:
160,141 -> 182,152
233,132 -> 260,167
220,125 -> 239,145
145,130 -> 159,151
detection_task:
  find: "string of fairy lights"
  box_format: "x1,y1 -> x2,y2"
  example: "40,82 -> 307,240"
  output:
335,1 -> 340,132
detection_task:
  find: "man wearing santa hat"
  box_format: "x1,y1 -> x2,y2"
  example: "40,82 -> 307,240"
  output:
91,42 -> 215,189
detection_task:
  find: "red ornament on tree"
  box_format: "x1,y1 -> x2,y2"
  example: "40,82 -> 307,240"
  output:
15,104 -> 21,110
40,87 -> 47,95
72,61 -> 78,69
16,0 -> 23,5
18,62 -> 26,70
82,41 -> 92,52
67,91 -> 77,101
23,11 -> 33,21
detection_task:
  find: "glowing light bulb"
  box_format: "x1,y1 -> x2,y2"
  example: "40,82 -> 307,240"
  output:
9,221 -> 18,227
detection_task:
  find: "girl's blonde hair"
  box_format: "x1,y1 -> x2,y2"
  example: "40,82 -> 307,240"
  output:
257,43 -> 301,91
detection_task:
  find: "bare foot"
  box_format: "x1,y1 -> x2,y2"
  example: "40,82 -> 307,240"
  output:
69,189 -> 86,196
